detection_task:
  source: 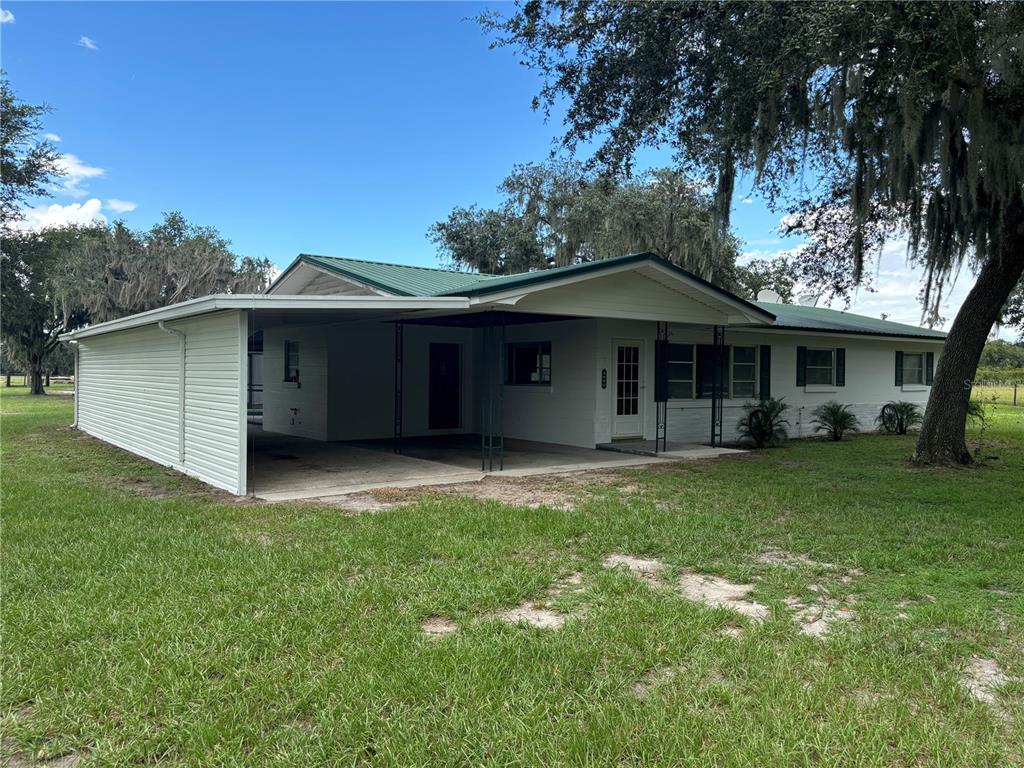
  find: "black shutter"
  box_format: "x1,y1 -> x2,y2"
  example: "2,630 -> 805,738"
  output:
835,348 -> 846,387
759,345 -> 771,400
721,345 -> 730,394
895,351 -> 904,386
654,339 -> 668,402
925,352 -> 934,385
796,346 -> 807,387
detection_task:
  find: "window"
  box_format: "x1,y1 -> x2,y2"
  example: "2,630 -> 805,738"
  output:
284,340 -> 300,383
695,344 -> 729,398
666,343 -> 694,399
505,341 -> 551,386
805,348 -> 834,385
903,352 -> 924,385
732,346 -> 757,398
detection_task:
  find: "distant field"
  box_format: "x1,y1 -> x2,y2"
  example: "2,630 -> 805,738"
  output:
973,381 -> 1023,407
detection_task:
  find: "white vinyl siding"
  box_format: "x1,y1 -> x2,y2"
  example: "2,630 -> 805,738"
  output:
76,310 -> 247,494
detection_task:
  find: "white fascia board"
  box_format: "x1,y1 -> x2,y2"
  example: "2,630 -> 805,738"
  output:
61,295 -> 471,341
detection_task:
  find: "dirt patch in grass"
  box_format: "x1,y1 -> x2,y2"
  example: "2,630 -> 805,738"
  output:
432,476 -> 581,510
756,548 -> 834,569
630,664 -> 679,697
784,593 -> 856,637
603,553 -> 768,622
602,554 -> 665,585
421,616 -> 459,640
1,743 -> 86,768
488,570 -> 586,630
316,490 -> 412,515
677,572 -> 768,621
962,656 -> 1010,707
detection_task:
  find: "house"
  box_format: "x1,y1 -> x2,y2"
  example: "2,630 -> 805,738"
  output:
62,252 -> 946,497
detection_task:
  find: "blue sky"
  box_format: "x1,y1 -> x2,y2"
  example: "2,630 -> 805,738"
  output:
1,1 -> 991,333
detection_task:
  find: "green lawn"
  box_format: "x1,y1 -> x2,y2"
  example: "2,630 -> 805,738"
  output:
2,388 -> 1022,766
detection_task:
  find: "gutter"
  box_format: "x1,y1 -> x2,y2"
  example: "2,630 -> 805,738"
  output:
158,320 -> 186,463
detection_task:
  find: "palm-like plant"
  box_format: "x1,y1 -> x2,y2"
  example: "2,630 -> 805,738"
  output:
736,398 -> 790,448
811,401 -> 860,441
876,401 -> 923,435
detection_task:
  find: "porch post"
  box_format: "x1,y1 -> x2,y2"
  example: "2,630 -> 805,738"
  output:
710,325 -> 725,447
655,322 -> 669,453
393,321 -> 403,454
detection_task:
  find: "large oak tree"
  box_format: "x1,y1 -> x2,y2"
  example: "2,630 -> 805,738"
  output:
483,1 -> 1024,465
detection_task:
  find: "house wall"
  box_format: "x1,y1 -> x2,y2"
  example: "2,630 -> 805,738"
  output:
261,313 -> 944,450
591,319 -> 942,445
76,310 -> 247,494
501,319 -> 599,448
262,320 -> 480,442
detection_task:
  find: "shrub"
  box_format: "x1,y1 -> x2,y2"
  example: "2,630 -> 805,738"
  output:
876,401 -> 923,435
736,397 -> 790,448
966,399 -> 988,425
811,401 -> 860,441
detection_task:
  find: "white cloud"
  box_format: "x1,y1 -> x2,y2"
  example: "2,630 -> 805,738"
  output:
105,198 -> 137,214
77,36 -> 99,50
19,199 -> 107,230
741,197 -> 753,204
742,234 -> 1015,340
44,132 -> 62,142
54,153 -> 105,198
1,9 -> 14,23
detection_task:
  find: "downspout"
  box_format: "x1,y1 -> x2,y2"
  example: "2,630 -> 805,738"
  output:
159,320 -> 186,464
69,340 -> 79,428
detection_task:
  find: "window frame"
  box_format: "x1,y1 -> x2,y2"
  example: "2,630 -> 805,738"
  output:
805,347 -> 835,387
665,342 -> 695,400
731,345 -> 757,399
902,351 -> 925,386
283,340 -> 301,384
505,341 -> 552,387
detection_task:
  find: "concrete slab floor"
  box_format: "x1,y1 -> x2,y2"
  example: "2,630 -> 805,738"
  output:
247,430 -> 745,501
248,430 -> 682,502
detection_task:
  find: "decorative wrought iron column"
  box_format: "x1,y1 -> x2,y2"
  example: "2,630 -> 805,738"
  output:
655,321 -> 669,453
710,325 -> 725,447
393,321 -> 403,454
479,313 -> 506,471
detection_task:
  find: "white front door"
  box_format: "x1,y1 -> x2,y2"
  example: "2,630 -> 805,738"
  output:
612,339 -> 644,438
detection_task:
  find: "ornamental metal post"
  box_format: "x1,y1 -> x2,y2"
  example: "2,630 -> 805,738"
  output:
393,321 -> 403,454
710,325 -> 725,447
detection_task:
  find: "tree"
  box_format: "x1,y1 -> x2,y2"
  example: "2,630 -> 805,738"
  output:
980,339 -> 1024,369
483,1 -> 1024,465
51,212 -> 274,324
430,161 -> 741,287
1,227 -> 94,394
735,256 -> 801,303
0,77 -> 60,230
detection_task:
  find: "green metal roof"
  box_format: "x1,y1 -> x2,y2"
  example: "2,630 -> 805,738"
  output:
756,301 -> 947,339
299,254 -> 502,297
290,252 -> 945,340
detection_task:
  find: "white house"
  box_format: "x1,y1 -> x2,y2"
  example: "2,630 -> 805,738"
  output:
63,253 -> 946,497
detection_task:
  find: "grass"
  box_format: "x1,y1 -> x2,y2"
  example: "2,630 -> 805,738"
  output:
973,382 -> 1022,408
2,387 -> 1022,766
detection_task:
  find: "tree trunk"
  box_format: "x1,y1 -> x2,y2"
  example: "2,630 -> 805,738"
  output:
27,351 -> 46,396
4,373 -> 9,387
913,215 -> 1024,465
45,370 -> 51,387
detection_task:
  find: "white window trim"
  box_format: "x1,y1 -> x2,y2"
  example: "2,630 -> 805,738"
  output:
805,347 -> 835,388
902,351 -> 926,387
666,342 -> 695,401
731,345 -> 758,400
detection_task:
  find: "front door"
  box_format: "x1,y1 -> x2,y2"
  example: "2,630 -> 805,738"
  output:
612,340 -> 644,438
429,343 -> 461,429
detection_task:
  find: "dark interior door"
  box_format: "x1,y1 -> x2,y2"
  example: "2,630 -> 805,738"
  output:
429,343 -> 461,429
